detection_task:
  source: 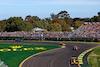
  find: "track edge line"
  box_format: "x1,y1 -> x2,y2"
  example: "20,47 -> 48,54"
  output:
19,48 -> 62,67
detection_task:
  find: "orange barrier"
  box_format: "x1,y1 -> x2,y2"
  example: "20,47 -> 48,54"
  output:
41,39 -> 43,41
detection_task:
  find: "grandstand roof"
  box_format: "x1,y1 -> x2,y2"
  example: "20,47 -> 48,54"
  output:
33,27 -> 45,32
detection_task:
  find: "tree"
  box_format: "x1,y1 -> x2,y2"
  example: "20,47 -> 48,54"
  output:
57,11 -> 70,19
74,21 -> 84,29
40,19 -> 48,29
47,23 -> 62,31
25,15 -> 32,21
96,16 -> 100,22
25,21 -> 33,29
73,18 -> 81,22
32,16 -> 40,21
57,11 -> 72,25
64,17 -> 73,24
32,19 -> 48,29
91,16 -> 99,22
82,18 -> 91,22
5,17 -> 31,31
98,12 -> 100,16
51,18 -> 71,31
61,20 -> 71,31
0,20 -> 7,31
50,13 -> 57,20
45,17 -> 51,24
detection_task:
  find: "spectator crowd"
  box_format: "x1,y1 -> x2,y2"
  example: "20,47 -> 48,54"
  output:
0,22 -> 100,38
73,22 -> 100,38
0,31 -> 71,38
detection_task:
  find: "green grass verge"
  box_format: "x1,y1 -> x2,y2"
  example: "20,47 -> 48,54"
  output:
93,47 -> 100,55
87,47 -> 100,67
0,44 -> 60,67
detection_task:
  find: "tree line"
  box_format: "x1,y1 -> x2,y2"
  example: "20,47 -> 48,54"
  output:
0,11 -> 100,32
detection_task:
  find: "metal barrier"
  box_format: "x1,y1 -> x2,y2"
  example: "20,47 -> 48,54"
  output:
0,36 -> 99,42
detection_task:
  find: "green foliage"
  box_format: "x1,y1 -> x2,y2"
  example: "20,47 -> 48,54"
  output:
50,18 -> 71,31
64,17 -> 73,24
98,12 -> 100,16
25,16 -> 48,29
25,21 -> 33,29
0,20 -> 7,31
47,23 -> 62,31
83,18 -> 91,22
5,17 -> 31,31
61,20 -> 71,31
32,16 -> 40,21
32,19 -> 48,29
57,11 -> 70,19
25,15 -> 32,21
45,17 -> 51,24
0,11 -> 100,31
50,13 -> 57,20
74,20 -> 84,29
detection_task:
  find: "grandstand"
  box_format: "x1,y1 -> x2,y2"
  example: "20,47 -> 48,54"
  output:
0,22 -> 99,41
72,22 -> 100,38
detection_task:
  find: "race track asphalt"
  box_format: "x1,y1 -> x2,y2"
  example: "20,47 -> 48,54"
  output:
0,41 -> 99,67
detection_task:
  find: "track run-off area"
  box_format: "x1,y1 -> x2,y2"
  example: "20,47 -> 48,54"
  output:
0,41 -> 100,67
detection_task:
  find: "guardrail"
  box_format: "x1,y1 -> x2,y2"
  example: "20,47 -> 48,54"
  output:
0,37 -> 99,42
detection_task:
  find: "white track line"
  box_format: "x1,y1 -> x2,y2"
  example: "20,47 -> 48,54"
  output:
68,62 -> 71,67
0,61 -> 4,66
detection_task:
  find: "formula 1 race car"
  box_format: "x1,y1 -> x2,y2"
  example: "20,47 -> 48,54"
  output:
73,46 -> 80,50
15,39 -> 23,42
60,42 -> 67,46
70,56 -> 78,65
